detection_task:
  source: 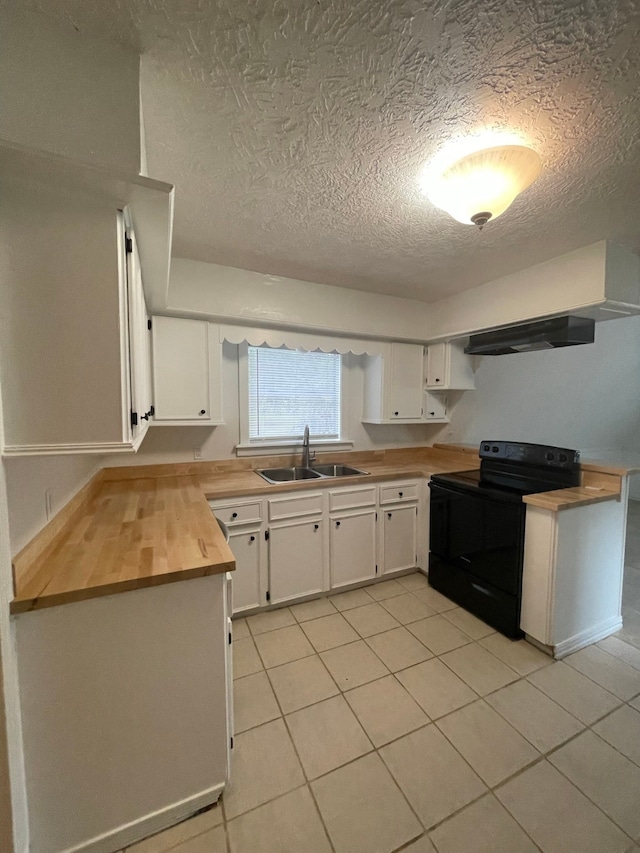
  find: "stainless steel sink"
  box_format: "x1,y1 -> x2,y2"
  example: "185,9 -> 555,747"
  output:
257,466 -> 323,484
311,464 -> 369,477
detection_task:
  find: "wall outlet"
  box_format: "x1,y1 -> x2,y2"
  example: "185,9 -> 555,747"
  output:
193,449 -> 203,460
45,489 -> 53,521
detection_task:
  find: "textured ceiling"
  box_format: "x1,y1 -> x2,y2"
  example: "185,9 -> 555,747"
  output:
20,0 -> 640,301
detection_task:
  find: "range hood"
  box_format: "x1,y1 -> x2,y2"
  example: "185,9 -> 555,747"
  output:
464,316 -> 595,356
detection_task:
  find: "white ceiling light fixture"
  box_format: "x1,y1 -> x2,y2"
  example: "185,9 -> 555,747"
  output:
426,144 -> 542,229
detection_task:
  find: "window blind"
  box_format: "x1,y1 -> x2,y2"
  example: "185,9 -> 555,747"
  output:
248,346 -> 341,442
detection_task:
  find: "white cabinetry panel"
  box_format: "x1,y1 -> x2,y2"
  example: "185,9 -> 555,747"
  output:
389,343 -> 424,419
382,505 -> 418,574
425,342 -> 475,390
330,510 -> 377,588
228,528 -> 263,612
269,519 -> 326,604
152,316 -> 214,423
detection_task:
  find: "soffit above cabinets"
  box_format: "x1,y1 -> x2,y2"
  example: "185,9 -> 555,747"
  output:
18,0 -> 640,302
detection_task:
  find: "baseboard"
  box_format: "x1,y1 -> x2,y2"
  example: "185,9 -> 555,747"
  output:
60,784 -> 225,853
553,615 -> 623,659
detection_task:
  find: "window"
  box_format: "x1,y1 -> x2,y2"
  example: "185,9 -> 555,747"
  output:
245,345 -> 342,443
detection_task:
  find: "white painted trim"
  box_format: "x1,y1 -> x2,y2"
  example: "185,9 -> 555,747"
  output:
235,440 -> 354,458
0,387 -> 29,850
58,785 -> 223,853
552,615 -> 623,659
2,442 -> 138,456
362,418 -> 448,425
217,323 -> 388,356
237,342 -> 351,450
150,420 -> 225,427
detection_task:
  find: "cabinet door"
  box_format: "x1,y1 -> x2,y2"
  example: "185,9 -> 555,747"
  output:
426,343 -> 447,389
228,528 -> 263,613
152,316 -> 211,421
423,391 -> 447,421
330,511 -> 377,589
382,505 -> 418,574
389,344 -> 424,419
269,519 -> 325,604
126,229 -> 153,445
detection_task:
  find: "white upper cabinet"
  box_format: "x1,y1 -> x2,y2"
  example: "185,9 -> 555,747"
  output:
0,188 -> 151,454
0,143 -> 173,455
152,317 -> 223,424
363,343 -> 426,423
425,342 -> 475,390
388,343 -> 425,419
363,343 -> 449,424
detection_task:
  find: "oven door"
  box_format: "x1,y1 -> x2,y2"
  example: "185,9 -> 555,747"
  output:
429,480 -> 525,596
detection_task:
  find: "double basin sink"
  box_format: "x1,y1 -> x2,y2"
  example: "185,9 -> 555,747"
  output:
257,463 -> 369,485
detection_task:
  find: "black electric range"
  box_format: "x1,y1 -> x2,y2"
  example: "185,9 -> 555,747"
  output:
428,441 -> 580,638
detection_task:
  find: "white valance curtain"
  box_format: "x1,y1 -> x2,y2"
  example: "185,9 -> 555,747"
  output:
217,324 -> 388,357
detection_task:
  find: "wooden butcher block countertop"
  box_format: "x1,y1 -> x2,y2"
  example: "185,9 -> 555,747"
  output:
10,445 -> 627,614
11,476 -> 236,614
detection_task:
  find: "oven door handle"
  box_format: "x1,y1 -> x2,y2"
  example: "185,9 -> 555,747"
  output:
471,582 -> 494,598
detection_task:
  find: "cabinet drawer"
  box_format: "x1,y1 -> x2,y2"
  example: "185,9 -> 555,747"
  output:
329,486 -> 377,512
379,482 -> 419,505
268,492 -> 323,521
209,501 -> 262,526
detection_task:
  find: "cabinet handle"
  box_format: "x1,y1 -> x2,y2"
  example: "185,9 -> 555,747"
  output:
435,378 -> 441,383
232,512 -> 238,519
429,412 -> 435,416
394,411 -> 399,416
335,521 -> 341,527
314,524 -> 319,530
249,535 -> 255,542
387,512 -> 392,518
399,492 -> 403,497
199,409 -> 206,415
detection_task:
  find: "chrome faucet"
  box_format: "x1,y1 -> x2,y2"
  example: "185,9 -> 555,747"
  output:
301,425 -> 316,468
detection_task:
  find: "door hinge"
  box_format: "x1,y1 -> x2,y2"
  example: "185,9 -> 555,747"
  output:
265,530 -> 269,541
230,736 -> 234,750
125,234 -> 133,254
228,631 -> 232,645
147,318 -> 152,331
375,512 -> 378,521
375,564 -> 378,574
415,506 -> 418,515
130,411 -> 138,428
266,590 -> 271,602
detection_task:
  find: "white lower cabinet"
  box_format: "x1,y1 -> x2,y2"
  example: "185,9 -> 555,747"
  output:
227,527 -> 263,612
381,505 -> 418,574
208,498 -> 267,614
380,479 -> 419,575
268,518 -> 326,604
330,510 -> 378,588
214,478 -> 424,615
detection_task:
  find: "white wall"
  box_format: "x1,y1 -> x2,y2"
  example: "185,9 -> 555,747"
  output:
167,258 -> 435,342
447,315 -> 640,452
4,456 -> 101,557
104,344 -> 450,468
0,5 -> 141,173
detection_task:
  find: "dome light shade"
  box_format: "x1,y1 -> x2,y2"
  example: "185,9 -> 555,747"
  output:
427,145 -> 542,228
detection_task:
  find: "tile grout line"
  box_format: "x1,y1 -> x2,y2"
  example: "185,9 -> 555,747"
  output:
230,574 -> 640,850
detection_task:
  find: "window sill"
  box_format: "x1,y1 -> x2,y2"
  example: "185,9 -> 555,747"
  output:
235,439 -> 354,458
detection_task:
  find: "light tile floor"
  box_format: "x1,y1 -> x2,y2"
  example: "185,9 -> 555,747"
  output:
125,572 -> 640,853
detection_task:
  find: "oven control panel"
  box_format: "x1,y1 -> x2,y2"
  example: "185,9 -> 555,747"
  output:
479,440 -> 580,469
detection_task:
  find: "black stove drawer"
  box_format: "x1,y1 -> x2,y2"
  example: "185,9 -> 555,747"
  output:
428,555 -> 522,638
